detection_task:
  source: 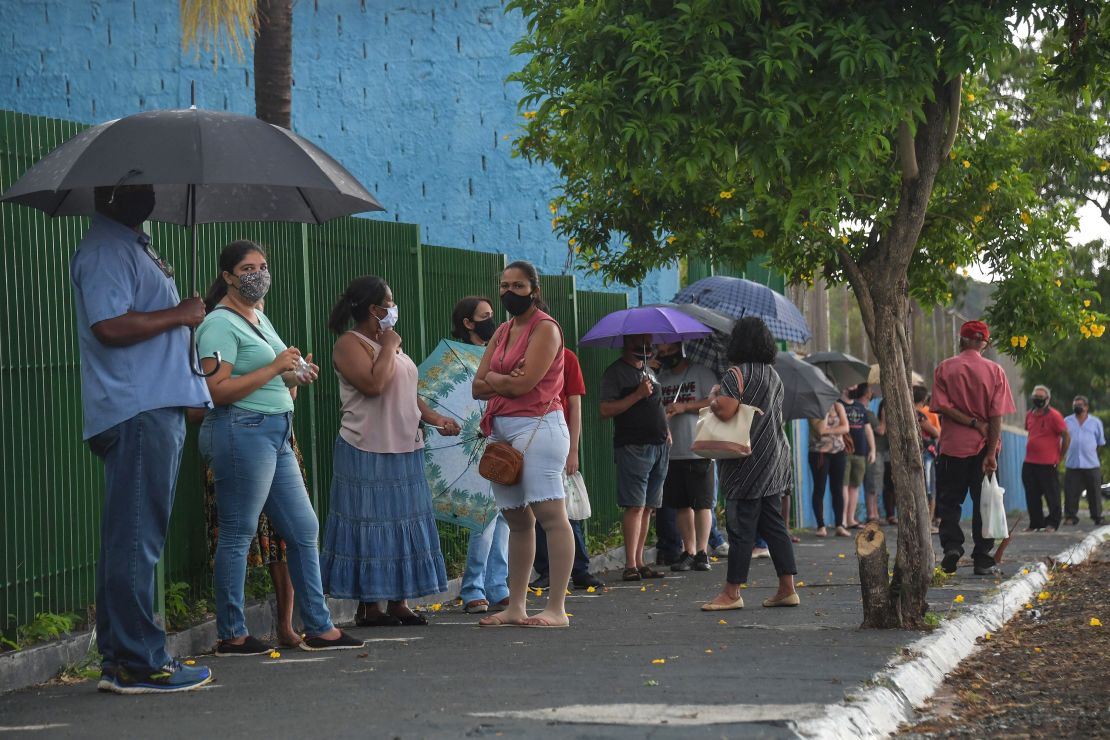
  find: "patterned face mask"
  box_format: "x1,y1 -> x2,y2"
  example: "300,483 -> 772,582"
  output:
235,269 -> 271,304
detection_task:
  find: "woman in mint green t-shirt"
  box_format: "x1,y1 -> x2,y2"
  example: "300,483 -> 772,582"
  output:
196,240 -> 361,655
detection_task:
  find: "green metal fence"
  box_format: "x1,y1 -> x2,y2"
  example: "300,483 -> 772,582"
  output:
0,108 -> 637,638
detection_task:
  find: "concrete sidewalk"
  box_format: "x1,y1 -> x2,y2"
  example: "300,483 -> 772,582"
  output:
0,522 -> 1101,739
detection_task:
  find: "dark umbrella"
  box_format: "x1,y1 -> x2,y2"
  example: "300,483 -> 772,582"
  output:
673,275 -> 810,343
804,351 -> 870,388
775,351 -> 842,420
1,106 -> 384,373
644,302 -> 735,334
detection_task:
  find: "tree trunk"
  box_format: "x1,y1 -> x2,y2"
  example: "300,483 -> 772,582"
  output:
856,522 -> 898,628
254,0 -> 293,129
839,76 -> 959,628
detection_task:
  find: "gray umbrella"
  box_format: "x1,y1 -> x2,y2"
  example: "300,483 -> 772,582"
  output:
776,351 -> 842,420
1,106 -> 383,373
804,351 -> 870,389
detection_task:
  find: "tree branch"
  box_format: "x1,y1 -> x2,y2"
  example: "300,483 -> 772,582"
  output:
941,74 -> 963,159
1081,193 -> 1110,227
837,245 -> 877,330
898,121 -> 919,181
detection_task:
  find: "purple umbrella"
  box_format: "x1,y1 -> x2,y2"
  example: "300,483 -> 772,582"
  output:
579,306 -> 713,348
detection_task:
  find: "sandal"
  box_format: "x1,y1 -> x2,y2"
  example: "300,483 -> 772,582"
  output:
478,613 -> 522,628
519,615 -> 569,629
622,567 -> 642,581
638,566 -> 666,579
463,599 -> 489,614
389,609 -> 428,626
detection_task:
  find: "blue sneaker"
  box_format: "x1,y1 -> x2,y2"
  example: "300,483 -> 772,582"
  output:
100,659 -> 213,695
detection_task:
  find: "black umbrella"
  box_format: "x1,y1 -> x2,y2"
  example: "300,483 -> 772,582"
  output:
1,106 -> 383,373
776,351 -> 842,420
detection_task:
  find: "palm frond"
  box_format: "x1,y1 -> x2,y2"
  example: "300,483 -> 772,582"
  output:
180,0 -> 257,65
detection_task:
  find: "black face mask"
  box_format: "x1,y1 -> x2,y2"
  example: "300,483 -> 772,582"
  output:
472,317 -> 496,342
111,190 -> 156,227
1074,405 -> 1086,415
1031,397 -> 1047,409
658,353 -> 681,370
913,389 -> 927,405
633,345 -> 654,363
500,290 -> 534,317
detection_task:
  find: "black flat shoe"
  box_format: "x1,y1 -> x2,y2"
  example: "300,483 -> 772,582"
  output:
215,634 -> 274,657
391,611 -> 428,626
356,613 -> 402,627
572,573 -> 605,589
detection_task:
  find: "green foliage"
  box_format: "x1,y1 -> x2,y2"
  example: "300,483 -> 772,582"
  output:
244,566 -> 275,601
507,0 -> 1110,363
16,610 -> 80,647
923,611 -> 943,628
585,520 -> 624,556
164,581 -> 212,633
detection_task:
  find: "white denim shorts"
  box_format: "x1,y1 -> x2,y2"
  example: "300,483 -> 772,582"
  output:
488,411 -> 570,510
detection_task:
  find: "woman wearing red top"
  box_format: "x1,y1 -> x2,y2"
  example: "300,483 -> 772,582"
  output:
473,261 -> 572,628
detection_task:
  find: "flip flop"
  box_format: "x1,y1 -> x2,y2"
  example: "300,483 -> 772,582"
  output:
519,616 -> 569,629
478,614 -> 522,628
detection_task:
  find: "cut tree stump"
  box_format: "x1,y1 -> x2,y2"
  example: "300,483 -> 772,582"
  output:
857,521 -> 897,628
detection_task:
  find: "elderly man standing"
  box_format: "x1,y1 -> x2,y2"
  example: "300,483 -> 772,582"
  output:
1022,385 -> 1069,532
931,321 -> 1016,575
1063,395 -> 1105,526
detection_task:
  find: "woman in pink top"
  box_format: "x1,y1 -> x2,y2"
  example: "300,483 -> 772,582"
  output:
473,261 -> 573,628
320,276 -> 461,627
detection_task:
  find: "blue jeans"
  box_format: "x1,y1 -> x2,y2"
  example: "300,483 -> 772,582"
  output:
655,506 -> 682,559
534,519 -> 590,579
88,407 -> 186,674
200,407 -> 334,640
460,513 -> 509,604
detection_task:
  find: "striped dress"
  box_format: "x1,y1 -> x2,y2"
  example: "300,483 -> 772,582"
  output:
717,362 -> 793,500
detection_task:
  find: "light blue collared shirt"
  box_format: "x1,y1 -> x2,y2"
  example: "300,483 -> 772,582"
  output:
70,214 -> 211,439
1064,413 -> 1105,470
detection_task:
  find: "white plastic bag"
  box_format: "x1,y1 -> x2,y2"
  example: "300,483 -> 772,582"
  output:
563,471 -> 592,521
981,472 -> 1008,539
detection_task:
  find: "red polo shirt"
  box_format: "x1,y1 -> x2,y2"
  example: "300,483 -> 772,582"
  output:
1024,407 -> 1067,465
932,349 -> 1016,458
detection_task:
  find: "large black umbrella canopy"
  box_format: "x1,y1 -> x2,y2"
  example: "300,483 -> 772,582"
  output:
776,351 -> 842,420
0,107 -> 384,224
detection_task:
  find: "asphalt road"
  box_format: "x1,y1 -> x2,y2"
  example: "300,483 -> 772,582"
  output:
0,522 -> 1100,739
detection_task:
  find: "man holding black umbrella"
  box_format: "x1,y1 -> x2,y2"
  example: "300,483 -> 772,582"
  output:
72,185 -> 214,694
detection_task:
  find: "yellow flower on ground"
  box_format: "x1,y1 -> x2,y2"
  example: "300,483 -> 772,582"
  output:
752,228 -> 766,239
1022,568 -> 1030,575
984,632 -> 992,641
796,581 -> 805,587
705,649 -> 713,654
718,619 -> 728,625
1034,647 -> 1042,652
719,189 -> 735,199
586,586 -> 597,593
431,603 -> 442,611
838,553 -> 846,559
987,181 -> 1000,192
566,613 -> 573,617
522,110 -> 537,119
269,651 -> 281,659
1038,591 -> 1050,601
1024,603 -> 1033,609
954,594 -> 965,603
1020,211 -> 1033,225
640,586 -> 647,592
184,659 -> 197,665
652,658 -> 666,664
962,160 -> 971,169
1091,618 -> 1102,627
966,93 -> 976,102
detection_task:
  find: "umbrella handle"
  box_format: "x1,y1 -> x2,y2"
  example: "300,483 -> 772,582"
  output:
190,328 -> 220,377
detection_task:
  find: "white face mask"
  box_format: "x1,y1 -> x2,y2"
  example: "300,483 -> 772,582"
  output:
376,305 -> 399,330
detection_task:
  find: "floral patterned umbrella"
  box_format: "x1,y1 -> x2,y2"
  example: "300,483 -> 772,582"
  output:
417,339 -> 496,531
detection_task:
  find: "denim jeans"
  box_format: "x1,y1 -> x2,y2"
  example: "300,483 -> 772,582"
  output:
654,506 -> 682,559
200,407 -> 334,639
88,407 -> 186,674
460,513 -> 509,603
534,518 -> 590,579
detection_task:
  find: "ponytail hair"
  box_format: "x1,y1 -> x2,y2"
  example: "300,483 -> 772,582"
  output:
451,295 -> 493,341
204,240 -> 267,313
503,259 -> 549,312
329,275 -> 389,334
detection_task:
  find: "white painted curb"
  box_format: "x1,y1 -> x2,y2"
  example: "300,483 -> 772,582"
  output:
792,525 -> 1110,739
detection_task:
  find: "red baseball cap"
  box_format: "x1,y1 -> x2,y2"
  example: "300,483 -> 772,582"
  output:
960,320 -> 990,342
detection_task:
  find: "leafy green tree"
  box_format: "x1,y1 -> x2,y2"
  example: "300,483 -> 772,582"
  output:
509,0 -> 1109,626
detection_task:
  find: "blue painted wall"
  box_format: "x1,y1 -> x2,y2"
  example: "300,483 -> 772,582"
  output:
0,0 -> 678,303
